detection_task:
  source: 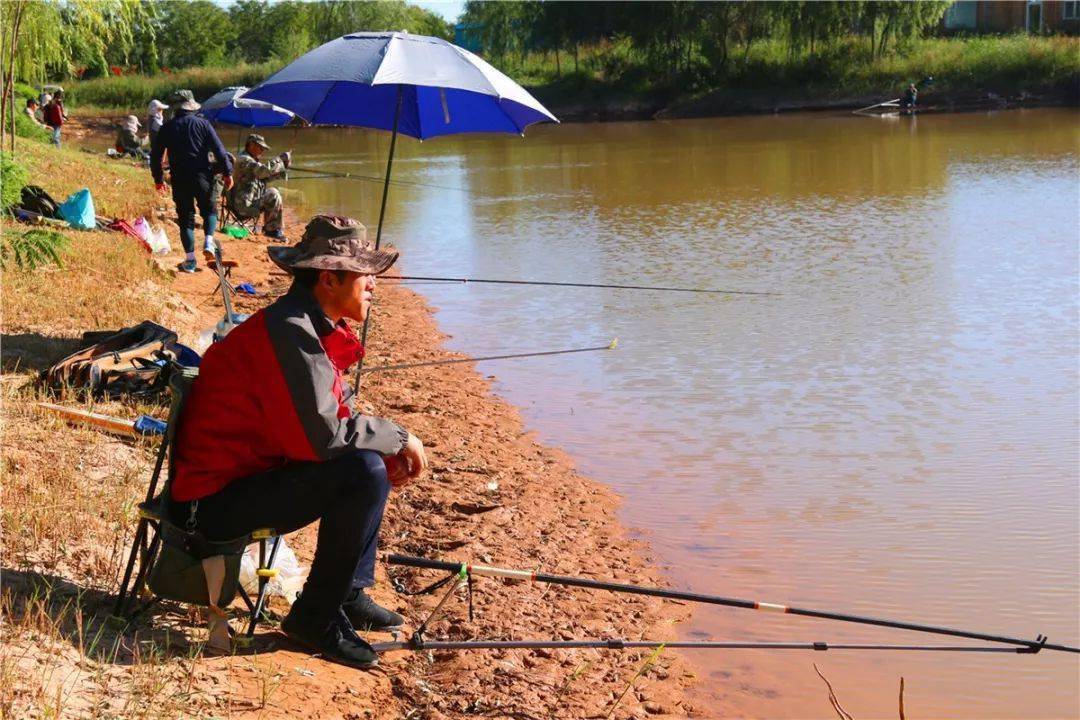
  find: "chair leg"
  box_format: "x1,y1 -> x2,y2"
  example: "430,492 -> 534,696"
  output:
247,536 -> 282,637
237,585 -> 256,614
126,530 -> 161,616
113,519 -> 149,618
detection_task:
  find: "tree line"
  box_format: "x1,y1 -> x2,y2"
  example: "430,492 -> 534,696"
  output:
462,1 -> 951,82
1,0 -> 451,85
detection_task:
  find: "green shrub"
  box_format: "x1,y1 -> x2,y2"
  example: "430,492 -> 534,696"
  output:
66,63 -> 280,110
14,109 -> 52,142
1,152 -> 30,211
1,229 -> 72,271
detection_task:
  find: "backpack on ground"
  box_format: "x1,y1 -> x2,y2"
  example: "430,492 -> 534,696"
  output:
19,185 -> 61,219
41,321 -> 183,399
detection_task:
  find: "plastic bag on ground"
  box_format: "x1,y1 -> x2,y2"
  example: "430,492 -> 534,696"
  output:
132,216 -> 151,241
146,225 -> 170,254
57,188 -> 97,230
193,326 -> 216,354
238,536 -> 307,603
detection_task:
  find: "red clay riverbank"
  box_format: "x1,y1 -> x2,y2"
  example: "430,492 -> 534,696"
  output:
2,118 -> 716,718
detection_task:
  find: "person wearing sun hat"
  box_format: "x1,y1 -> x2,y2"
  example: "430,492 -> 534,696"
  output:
115,115 -> 147,158
228,132 -> 291,241
169,214 -> 428,669
150,89 -> 234,272
146,98 -> 168,144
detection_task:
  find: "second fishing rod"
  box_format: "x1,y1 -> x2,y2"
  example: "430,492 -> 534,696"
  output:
387,553 -> 1080,655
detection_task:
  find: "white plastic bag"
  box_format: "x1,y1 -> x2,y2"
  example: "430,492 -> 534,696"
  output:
238,536 -> 307,603
146,225 -> 170,255
193,326 -> 215,354
132,216 -> 151,241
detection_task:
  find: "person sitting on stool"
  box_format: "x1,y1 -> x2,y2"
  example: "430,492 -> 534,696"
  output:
229,133 -> 291,242
169,215 -> 427,669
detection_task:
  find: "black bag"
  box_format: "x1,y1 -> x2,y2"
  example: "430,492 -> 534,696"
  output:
41,321 -> 179,399
19,185 -> 61,219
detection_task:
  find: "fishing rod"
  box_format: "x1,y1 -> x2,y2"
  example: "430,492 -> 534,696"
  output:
361,339 -> 617,374
386,553 -> 1079,655
372,638 -> 1039,654
386,275 -> 776,296
288,164 -> 468,193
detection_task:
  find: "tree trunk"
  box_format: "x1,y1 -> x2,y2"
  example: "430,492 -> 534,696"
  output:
1,19 -> 7,153
4,1 -> 28,153
573,43 -> 578,74
879,16 -> 894,58
555,48 -> 561,77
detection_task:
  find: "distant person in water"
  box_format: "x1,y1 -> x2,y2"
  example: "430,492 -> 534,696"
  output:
902,83 -> 918,112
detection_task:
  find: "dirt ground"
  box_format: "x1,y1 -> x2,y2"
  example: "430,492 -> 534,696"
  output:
1,118 -> 711,718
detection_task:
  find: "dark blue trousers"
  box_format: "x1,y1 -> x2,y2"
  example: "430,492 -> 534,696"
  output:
169,450 -> 390,619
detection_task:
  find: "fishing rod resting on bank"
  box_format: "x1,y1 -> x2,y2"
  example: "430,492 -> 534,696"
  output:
385,553 -> 1079,655
361,339 -> 617,375
386,275 -> 777,296
375,567 -> 1027,655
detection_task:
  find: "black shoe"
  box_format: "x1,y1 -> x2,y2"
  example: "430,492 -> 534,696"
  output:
342,588 -> 404,631
281,606 -> 378,669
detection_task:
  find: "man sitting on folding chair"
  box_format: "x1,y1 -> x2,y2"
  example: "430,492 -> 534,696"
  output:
227,133 -> 291,242
168,214 -> 427,669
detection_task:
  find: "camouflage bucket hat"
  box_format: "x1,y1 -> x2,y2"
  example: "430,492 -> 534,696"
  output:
268,215 -> 398,276
247,133 -> 270,150
166,89 -> 200,112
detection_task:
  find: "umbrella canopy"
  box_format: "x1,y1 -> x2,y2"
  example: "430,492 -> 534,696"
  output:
243,32 -> 557,138
199,86 -> 298,127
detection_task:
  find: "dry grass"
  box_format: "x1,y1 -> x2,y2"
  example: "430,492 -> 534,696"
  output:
2,138 -> 179,336
0,135 -> 222,719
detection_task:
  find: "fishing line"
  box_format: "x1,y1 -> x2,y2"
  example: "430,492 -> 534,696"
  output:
385,275 -> 776,296
288,165 -> 468,193
362,340 -> 617,374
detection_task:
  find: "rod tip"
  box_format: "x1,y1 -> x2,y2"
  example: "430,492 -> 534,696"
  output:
608,338 -> 619,350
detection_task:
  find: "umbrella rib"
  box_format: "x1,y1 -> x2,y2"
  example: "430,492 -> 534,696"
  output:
312,79 -> 341,125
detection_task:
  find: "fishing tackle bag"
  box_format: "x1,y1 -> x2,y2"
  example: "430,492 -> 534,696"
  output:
41,321 -> 181,399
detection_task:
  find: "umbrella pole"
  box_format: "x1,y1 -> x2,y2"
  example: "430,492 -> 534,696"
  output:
355,85 -> 403,394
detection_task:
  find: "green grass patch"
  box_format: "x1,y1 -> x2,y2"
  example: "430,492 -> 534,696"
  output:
65,62 -> 281,111
510,34 -> 1080,104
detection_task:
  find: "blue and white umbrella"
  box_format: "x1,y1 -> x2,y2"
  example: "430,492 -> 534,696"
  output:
243,32 -> 557,138
199,86 -> 299,127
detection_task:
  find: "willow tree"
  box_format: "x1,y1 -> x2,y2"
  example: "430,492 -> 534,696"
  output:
1,0 -> 158,151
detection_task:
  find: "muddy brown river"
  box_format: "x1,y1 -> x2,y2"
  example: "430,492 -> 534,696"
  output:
261,108 -> 1079,718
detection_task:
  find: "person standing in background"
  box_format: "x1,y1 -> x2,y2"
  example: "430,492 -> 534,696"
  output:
147,99 -> 168,145
43,90 -> 67,146
150,89 -> 234,273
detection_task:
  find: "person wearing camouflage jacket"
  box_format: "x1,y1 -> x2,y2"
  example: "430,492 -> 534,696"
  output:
229,133 -> 291,240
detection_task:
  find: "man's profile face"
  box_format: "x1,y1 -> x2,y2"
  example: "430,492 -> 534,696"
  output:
324,270 -> 375,322
247,142 -> 265,159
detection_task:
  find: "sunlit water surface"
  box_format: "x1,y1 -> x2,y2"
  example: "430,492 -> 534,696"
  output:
264,109 -> 1079,718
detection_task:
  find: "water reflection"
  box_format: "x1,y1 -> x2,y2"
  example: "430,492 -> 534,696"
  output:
267,109 -> 1080,718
